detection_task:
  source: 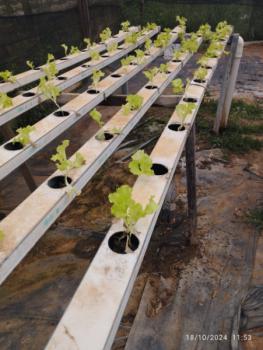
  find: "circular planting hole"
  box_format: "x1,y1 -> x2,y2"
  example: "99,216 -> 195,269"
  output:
145,53 -> 150,56
95,132 -> 114,141
168,123 -> 186,132
129,62 -> 138,66
151,163 -> 169,176
34,67 -> 41,71
53,110 -> 70,117
202,65 -> 212,70
22,92 -> 36,98
4,141 -> 24,151
57,76 -> 67,81
108,232 -> 139,254
145,85 -> 158,90
87,89 -> 100,95
172,59 -> 182,63
81,64 -> 90,68
183,97 -> 197,103
193,79 -> 206,84
48,175 -> 72,189
110,74 -> 122,78
101,54 -> 109,58
60,58 -> 68,61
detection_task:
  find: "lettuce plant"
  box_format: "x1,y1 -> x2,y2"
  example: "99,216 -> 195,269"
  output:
120,55 -> 134,73
91,69 -> 105,90
43,53 -> 58,80
108,184 -> 158,252
145,22 -> 157,31
194,67 -> 208,81
197,55 -> 209,67
121,20 -> 130,32
159,63 -> 169,75
107,41 -> 118,54
90,49 -> 101,62
176,16 -> 187,41
154,32 -> 171,48
216,21 -> 232,40
83,37 -> 92,49
13,125 -> 36,146
61,43 -> 68,56
181,34 -> 199,53
144,38 -> 152,54
51,140 -> 85,191
0,93 -> 13,109
38,77 -> 61,108
172,79 -> 184,94
122,94 -> 143,115
125,32 -> 139,45
135,49 -> 145,64
26,60 -> 35,70
129,150 -> 154,176
173,49 -> 184,61
143,67 -> 159,84
0,70 -> 16,83
90,108 -> 105,140
197,23 -> 212,41
176,102 -> 196,129
70,46 -> 81,55
100,27 -> 112,43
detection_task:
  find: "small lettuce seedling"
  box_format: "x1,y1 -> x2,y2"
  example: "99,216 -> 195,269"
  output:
26,60 -> 35,70
61,43 -> 68,56
13,125 -> 36,146
129,150 -> 154,176
100,27 -> 112,43
91,70 -> 105,90
120,55 -> 134,73
197,55 -> 209,67
108,184 -> 158,252
173,49 -> 184,61
159,63 -> 169,75
83,38 -> 92,49
135,49 -> 145,64
90,49 -> 101,62
43,53 -> 58,80
194,67 -> 208,81
176,102 -> 196,129
107,41 -> 118,54
122,94 -> 144,115
154,32 -> 171,48
125,32 -> 139,45
181,34 -> 199,53
51,140 -> 85,191
38,77 -> 61,108
205,41 -> 224,58
172,79 -> 184,94
176,16 -> 187,28
145,22 -> 157,31
90,108 -> 106,140
216,21 -> 232,40
197,23 -> 212,41
0,70 -> 16,83
121,20 -> 130,32
143,67 -> 159,84
70,46 -> 80,55
144,38 -> 152,54
0,93 -> 13,109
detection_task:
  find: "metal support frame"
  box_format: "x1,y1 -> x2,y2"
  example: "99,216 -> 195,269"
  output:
213,34 -> 243,133
185,122 -> 197,243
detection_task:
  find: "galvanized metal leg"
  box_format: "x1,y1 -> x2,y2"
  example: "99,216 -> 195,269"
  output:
163,179 -> 176,224
185,122 -> 197,243
213,34 -> 242,134
1,125 -> 37,192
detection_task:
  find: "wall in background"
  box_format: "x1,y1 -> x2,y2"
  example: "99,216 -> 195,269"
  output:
0,0 -> 122,71
122,0 -> 263,41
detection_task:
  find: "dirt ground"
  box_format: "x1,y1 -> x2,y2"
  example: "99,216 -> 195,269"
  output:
0,43 -> 262,349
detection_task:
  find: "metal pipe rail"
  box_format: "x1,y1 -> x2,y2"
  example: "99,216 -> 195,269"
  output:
0,30 -> 183,181
0,27 -> 163,127
0,36 -> 203,286
45,35 -> 231,350
0,26 -> 141,94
